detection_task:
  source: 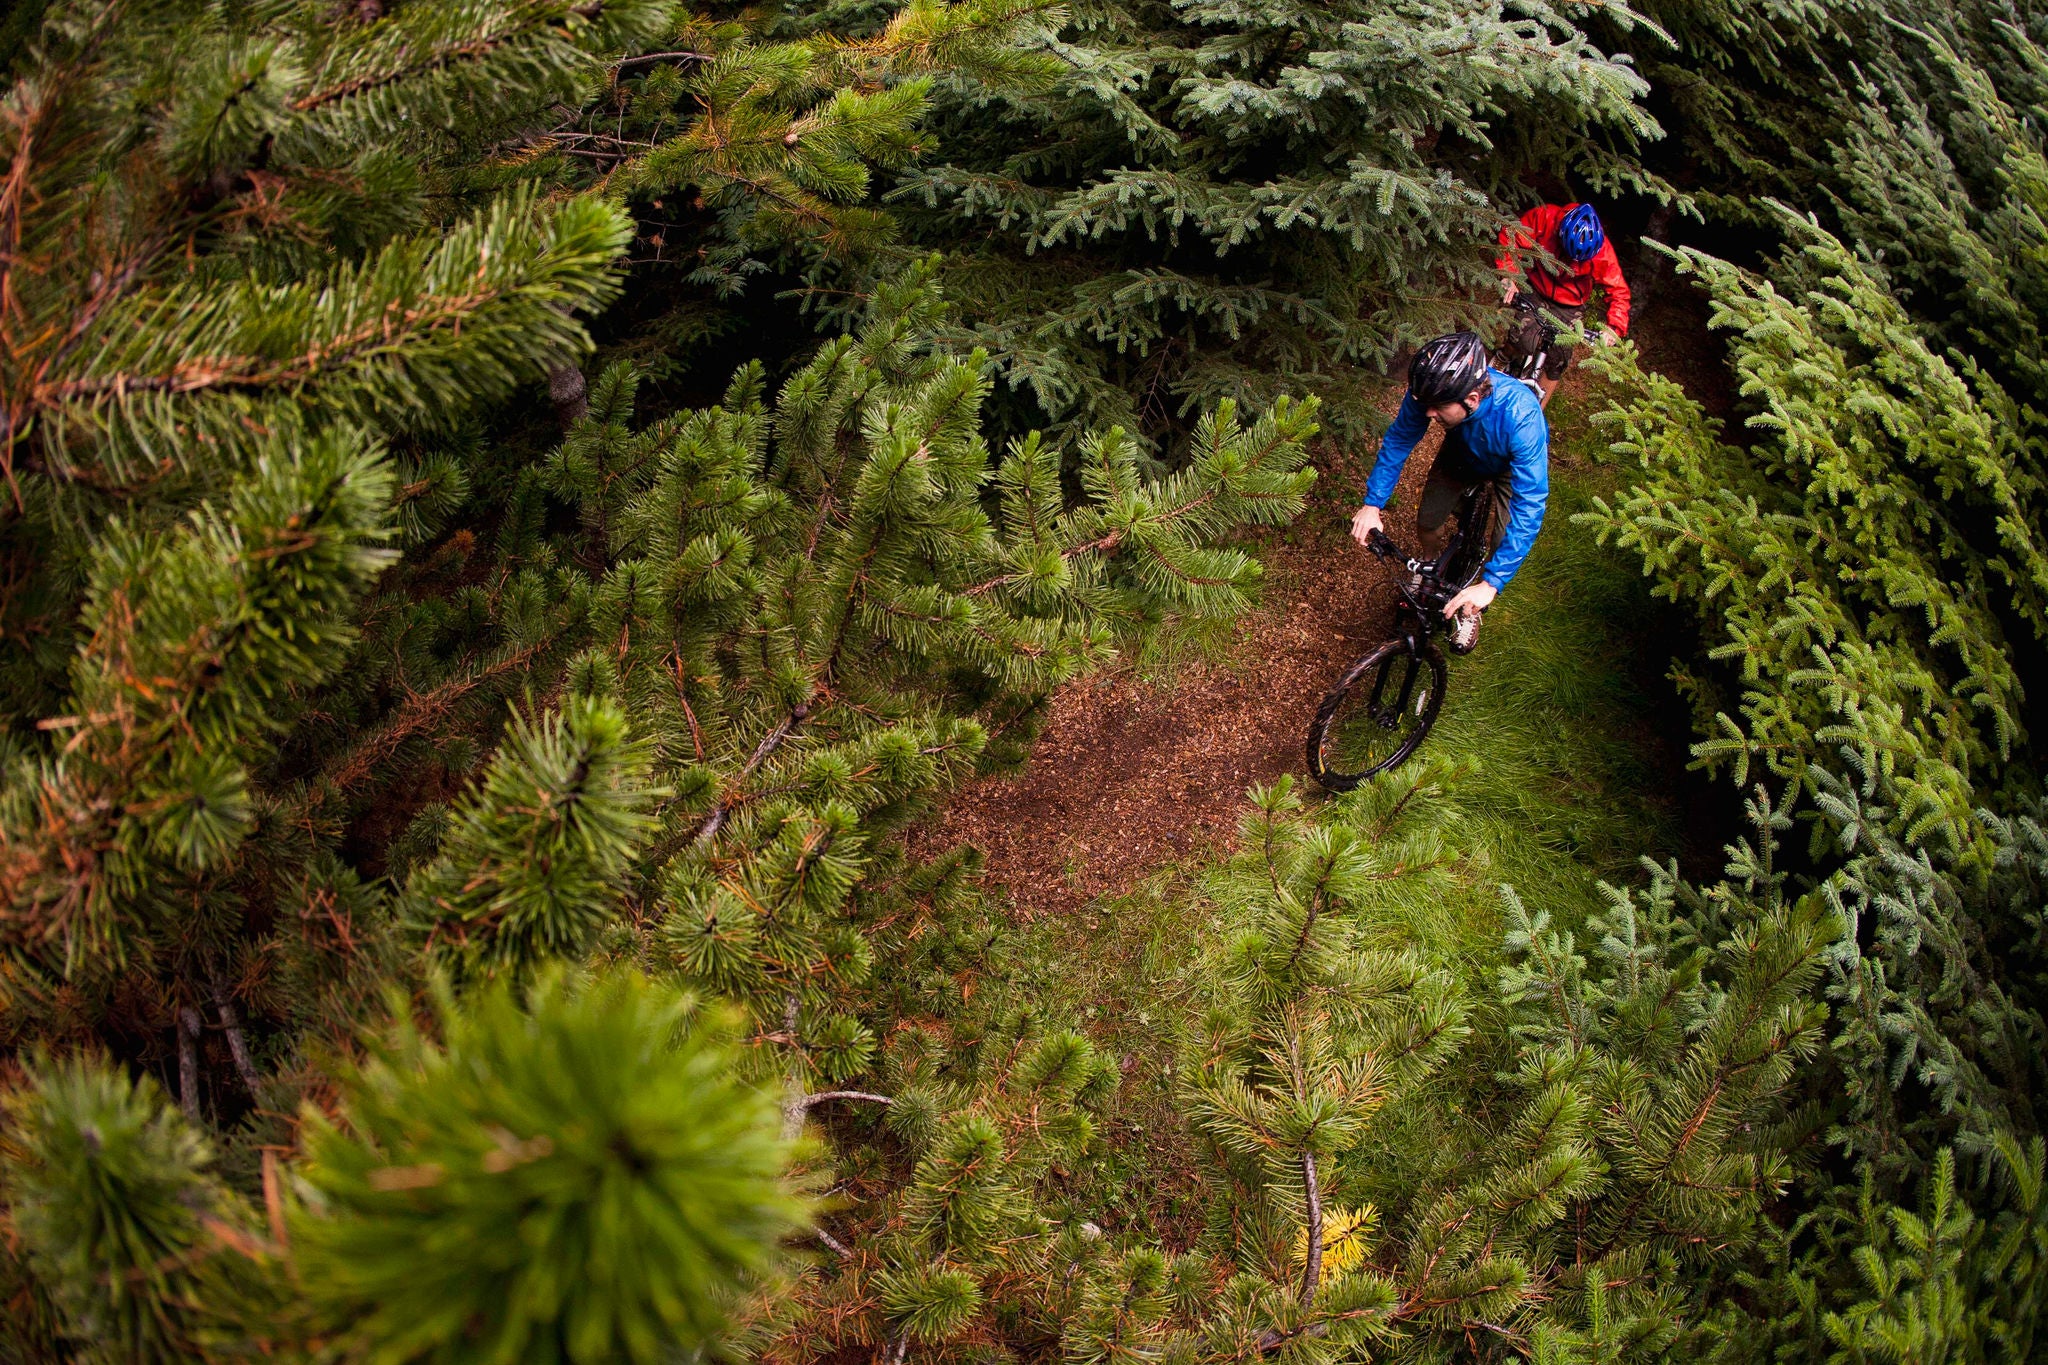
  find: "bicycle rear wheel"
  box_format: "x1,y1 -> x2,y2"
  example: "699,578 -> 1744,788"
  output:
1305,637 -> 1448,790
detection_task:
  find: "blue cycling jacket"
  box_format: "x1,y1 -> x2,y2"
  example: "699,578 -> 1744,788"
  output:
1361,369 -> 1550,591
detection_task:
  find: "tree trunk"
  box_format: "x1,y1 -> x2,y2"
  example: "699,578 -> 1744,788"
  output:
781,994 -> 805,1140
176,1007 -> 203,1122
548,362 -> 588,427
546,299 -> 589,426
695,704 -> 810,849
1636,202 -> 1679,304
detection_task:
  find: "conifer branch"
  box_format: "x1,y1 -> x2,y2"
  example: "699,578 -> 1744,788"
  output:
614,51 -> 711,70
797,1090 -> 894,1110
1300,1147 -> 1323,1306
693,703 -> 811,849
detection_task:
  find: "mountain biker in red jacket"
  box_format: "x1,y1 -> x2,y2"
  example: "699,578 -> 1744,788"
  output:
1496,202 -> 1630,407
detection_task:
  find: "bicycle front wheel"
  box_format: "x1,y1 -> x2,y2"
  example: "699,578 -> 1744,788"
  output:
1305,637 -> 1448,790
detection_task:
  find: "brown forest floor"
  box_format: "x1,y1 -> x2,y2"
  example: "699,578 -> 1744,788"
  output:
916,278 -> 1723,919
916,413 -> 1444,918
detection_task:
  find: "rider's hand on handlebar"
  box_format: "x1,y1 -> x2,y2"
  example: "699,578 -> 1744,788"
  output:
1350,503 -> 1384,548
1502,280 -> 1519,305
1599,327 -> 1620,348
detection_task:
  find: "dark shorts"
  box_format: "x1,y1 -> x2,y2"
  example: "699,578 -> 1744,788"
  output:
1418,427 -> 1510,564
1506,296 -> 1584,381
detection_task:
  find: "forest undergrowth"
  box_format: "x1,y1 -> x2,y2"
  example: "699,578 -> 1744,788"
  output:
932,361 -> 1693,1246
4,0 -> 2045,1360
921,329 -> 1711,919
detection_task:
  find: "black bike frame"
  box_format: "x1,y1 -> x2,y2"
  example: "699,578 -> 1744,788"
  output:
1372,479 -> 1492,649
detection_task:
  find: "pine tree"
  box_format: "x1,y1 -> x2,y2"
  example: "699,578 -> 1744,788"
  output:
470,259 -> 1318,1082
0,0 -> 660,1070
290,969 -> 803,1365
0,9 -> 1324,1329
2,968 -> 802,1363
909,770 -> 1836,1363
1179,773 -> 1835,1358
0,4 -> 815,1357
394,263 -> 1309,1359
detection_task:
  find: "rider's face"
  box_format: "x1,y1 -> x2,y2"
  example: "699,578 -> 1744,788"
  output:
1427,391 -> 1481,427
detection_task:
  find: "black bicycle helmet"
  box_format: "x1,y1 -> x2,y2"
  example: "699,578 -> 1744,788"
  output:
1407,332 -> 1490,408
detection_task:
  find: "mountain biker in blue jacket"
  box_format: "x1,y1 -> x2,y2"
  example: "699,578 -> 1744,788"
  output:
1348,332 -> 1550,654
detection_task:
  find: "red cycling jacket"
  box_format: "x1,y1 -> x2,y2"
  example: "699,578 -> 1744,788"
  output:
1495,203 -> 1631,337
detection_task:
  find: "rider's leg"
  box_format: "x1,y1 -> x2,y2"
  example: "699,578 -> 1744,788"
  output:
1484,479 -> 1511,561
1415,486 -> 1457,560
1536,301 -> 1583,408
1416,431 -> 1480,560
1505,302 -> 1547,379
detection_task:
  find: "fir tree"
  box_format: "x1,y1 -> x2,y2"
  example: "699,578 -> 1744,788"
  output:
471,0 -> 1062,389
886,0 -> 1676,446
1581,4 -> 2048,1353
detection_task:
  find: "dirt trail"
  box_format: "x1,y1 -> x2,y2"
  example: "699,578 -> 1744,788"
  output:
916,268 -> 1732,920
919,427 -> 1451,918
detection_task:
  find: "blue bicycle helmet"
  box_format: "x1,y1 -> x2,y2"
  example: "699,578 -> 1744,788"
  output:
1557,203 -> 1605,264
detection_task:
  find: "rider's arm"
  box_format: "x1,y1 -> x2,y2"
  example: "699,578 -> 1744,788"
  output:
1361,393 -> 1429,506
1494,205 -> 1552,280
1479,404 -> 1551,591
1590,239 -> 1631,336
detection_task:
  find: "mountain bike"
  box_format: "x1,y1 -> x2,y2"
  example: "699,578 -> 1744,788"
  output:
1306,483 -> 1497,790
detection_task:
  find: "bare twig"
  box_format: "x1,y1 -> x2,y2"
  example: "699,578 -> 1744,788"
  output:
1301,1149 -> 1323,1307
206,959 -> 261,1096
614,50 -> 713,70
797,1090 -> 894,1111
692,703 -> 810,848
261,1149 -> 289,1248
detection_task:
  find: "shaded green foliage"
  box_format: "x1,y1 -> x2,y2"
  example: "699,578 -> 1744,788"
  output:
890,0 -> 1677,446
1582,3 -> 2048,1357
3,0 -> 2044,1359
